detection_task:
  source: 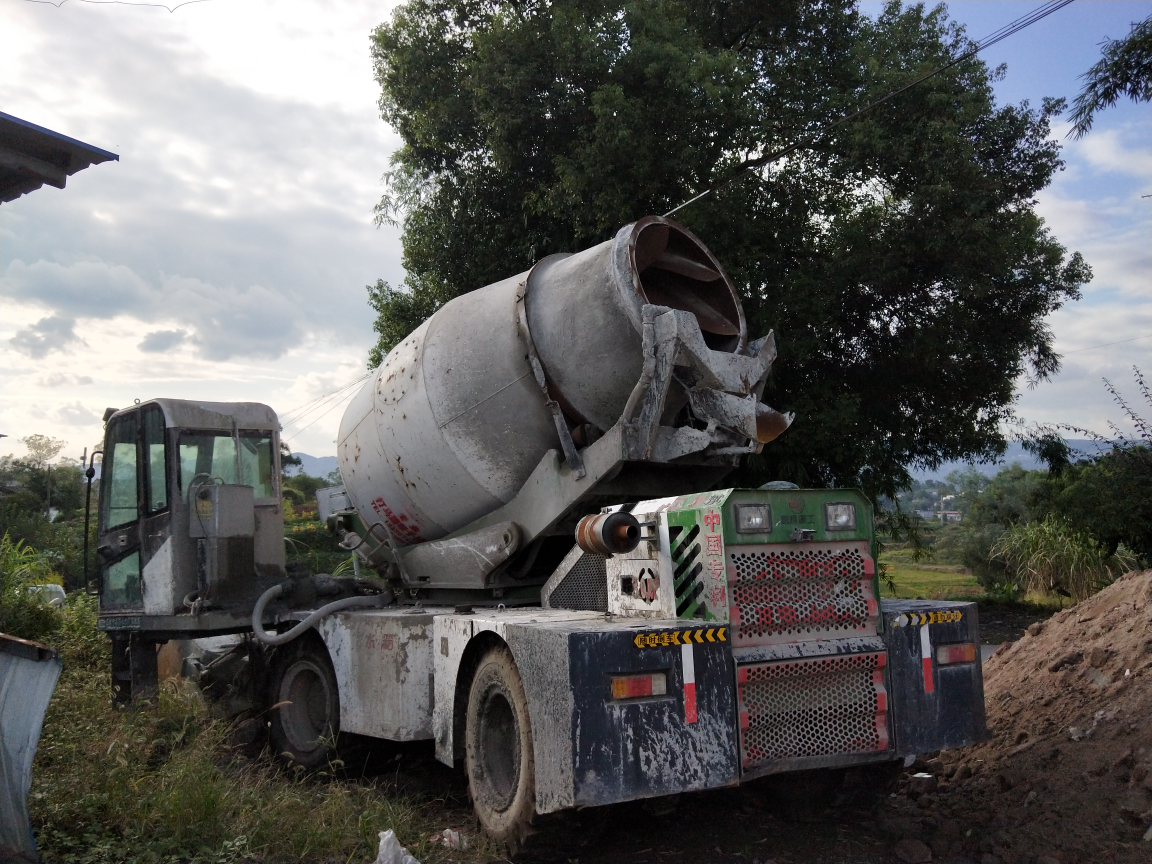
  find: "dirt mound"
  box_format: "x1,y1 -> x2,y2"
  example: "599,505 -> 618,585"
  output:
893,570 -> 1152,863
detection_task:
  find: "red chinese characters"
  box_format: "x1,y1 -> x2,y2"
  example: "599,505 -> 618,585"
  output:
369,497 -> 424,544
700,509 -> 726,616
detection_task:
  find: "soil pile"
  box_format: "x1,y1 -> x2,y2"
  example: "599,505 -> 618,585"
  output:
894,569 -> 1152,863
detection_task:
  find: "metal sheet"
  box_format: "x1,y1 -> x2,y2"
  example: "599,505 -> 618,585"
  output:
881,599 -> 988,755
318,609 -> 437,741
0,634 -> 61,863
559,620 -> 740,807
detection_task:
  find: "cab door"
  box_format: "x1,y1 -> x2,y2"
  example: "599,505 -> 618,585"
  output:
98,405 -> 169,612
99,408 -> 143,611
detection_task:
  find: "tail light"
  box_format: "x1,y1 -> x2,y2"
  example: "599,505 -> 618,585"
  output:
610,672 -> 667,700
936,643 -> 977,665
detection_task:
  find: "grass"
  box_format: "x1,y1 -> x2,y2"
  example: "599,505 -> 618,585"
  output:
878,545 -> 1065,617
30,595 -> 497,863
878,546 -> 984,600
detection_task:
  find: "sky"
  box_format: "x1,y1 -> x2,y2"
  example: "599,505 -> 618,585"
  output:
1,0 -> 1149,466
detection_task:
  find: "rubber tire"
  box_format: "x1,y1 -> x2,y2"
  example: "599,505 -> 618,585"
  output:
268,637 -> 340,769
465,646 -> 536,851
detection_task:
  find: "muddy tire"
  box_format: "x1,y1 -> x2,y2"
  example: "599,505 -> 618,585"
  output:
268,636 -> 340,769
465,645 -> 536,851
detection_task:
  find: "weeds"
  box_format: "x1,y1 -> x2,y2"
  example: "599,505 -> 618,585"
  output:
991,515 -> 1138,601
31,594 -> 489,863
1,531 -> 63,641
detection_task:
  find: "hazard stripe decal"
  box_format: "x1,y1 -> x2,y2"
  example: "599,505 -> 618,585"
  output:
894,610 -> 963,626
682,642 -> 697,724
632,628 -> 727,649
920,623 -> 935,694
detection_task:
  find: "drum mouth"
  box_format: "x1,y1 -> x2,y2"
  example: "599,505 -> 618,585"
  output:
629,217 -> 746,353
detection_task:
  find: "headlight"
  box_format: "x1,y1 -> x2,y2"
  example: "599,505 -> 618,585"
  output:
824,502 -> 857,531
735,504 -> 771,533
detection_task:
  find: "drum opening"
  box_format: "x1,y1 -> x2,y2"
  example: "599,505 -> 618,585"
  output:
630,218 -> 745,352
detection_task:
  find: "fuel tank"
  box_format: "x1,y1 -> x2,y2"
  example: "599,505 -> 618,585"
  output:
337,216 -> 749,544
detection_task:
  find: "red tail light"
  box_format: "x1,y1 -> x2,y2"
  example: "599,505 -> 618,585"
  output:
610,672 -> 667,700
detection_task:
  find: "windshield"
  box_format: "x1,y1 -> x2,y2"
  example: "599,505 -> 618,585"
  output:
178,431 -> 276,500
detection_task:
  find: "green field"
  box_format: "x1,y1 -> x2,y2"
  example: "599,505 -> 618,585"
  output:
878,546 -> 984,600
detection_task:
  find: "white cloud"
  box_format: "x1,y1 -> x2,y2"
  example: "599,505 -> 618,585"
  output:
36,373 -> 95,387
138,329 -> 189,353
2,258 -> 153,319
55,402 -> 100,426
1075,127 -> 1152,178
9,316 -> 87,359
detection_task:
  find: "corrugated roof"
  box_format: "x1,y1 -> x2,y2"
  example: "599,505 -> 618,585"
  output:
0,111 -> 119,204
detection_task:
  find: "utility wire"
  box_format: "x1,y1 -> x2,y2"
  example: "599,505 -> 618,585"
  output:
665,0 -> 1076,217
1062,334 -> 1152,353
23,0 -> 211,11
279,373 -> 371,424
282,387 -> 362,443
280,378 -> 371,439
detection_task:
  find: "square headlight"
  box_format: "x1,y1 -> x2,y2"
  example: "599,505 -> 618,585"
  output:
735,504 -> 771,533
824,502 -> 857,531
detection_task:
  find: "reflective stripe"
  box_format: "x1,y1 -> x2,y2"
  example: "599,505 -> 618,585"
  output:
920,623 -> 934,694
681,642 -> 697,723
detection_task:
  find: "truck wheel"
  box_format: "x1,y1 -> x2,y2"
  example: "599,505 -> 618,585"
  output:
268,638 -> 340,769
465,646 -> 535,850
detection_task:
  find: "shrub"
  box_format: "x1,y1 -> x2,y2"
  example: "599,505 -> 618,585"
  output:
0,532 -> 62,642
990,515 -> 1138,601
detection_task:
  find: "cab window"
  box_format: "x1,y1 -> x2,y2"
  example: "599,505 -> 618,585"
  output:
179,432 -> 238,497
239,433 -> 276,499
142,406 -> 168,513
101,414 -> 138,530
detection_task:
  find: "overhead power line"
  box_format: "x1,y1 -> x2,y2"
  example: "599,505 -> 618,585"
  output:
23,0 -> 211,11
665,0 -> 1076,217
1062,334 -> 1152,353
279,373 -> 371,425
282,387 -> 363,443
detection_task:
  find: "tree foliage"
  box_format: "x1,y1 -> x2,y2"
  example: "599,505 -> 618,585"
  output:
21,434 -> 67,468
368,0 -> 1089,501
1069,15 -> 1152,138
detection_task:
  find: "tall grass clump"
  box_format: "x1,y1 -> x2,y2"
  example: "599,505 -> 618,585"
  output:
0,532 -> 62,641
991,515 -> 1138,601
31,593 -> 489,863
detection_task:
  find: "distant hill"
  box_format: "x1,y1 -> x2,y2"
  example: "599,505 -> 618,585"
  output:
287,441 -> 1109,484
908,439 -> 1103,481
286,453 -> 340,480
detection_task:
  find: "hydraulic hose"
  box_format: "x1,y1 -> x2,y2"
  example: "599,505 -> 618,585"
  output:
251,583 -> 388,646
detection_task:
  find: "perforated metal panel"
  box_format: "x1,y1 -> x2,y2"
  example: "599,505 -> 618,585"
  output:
546,553 -> 608,612
736,652 -> 889,769
728,542 -> 878,646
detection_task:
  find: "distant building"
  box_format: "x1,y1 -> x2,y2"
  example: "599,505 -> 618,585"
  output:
937,510 -> 962,525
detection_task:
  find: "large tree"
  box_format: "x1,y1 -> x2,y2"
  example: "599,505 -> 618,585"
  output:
367,0 -> 1089,501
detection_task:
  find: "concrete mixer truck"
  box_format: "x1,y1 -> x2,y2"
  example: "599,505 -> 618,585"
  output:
92,216 -> 986,847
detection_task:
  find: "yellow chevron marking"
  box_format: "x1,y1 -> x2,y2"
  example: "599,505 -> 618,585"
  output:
632,627 -> 735,647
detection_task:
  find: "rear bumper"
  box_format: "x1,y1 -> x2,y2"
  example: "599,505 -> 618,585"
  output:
475,599 -> 985,811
